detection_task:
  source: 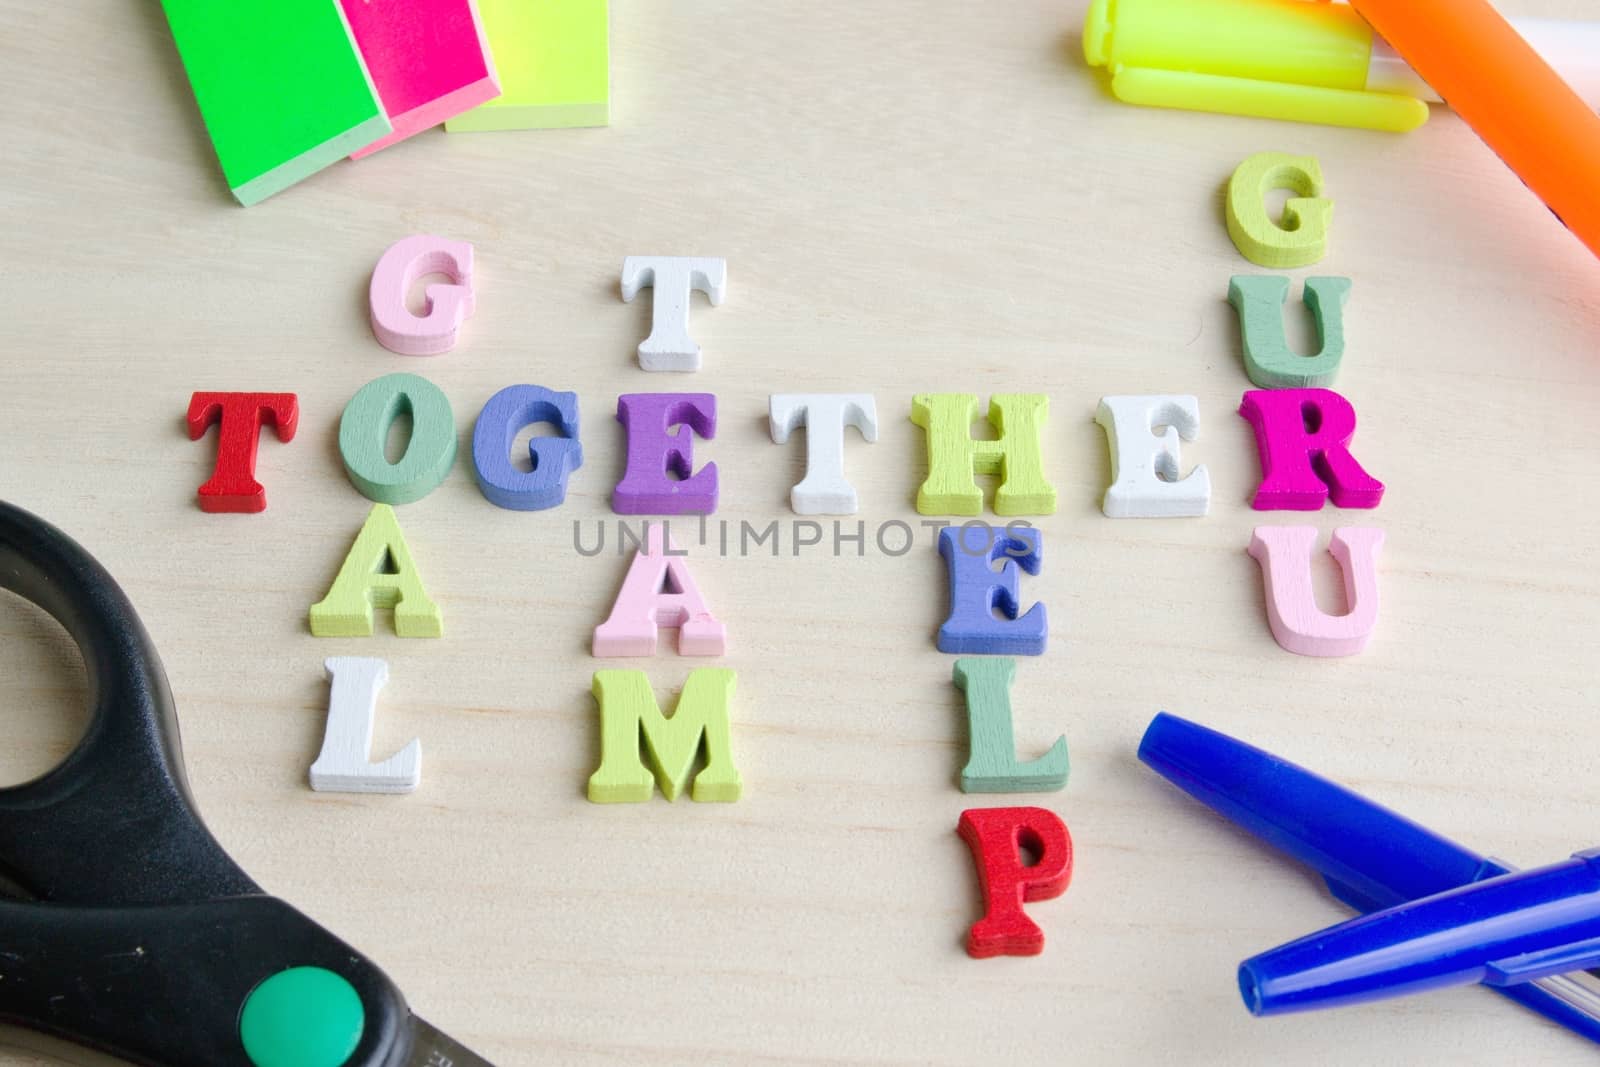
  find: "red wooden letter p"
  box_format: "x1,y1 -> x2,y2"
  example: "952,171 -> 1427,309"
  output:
958,806 -> 1073,959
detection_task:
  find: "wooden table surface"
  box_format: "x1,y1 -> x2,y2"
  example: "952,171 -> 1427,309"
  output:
4,1 -> 1600,1064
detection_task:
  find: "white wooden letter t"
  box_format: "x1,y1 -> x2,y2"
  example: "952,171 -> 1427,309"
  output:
621,256 -> 728,371
769,393 -> 878,515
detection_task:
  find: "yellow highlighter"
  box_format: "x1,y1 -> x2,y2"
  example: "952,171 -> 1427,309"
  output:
1083,0 -> 1429,132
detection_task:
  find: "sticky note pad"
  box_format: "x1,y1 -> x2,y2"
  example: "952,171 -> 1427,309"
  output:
342,0 -> 502,158
445,0 -> 609,132
160,0 -> 390,205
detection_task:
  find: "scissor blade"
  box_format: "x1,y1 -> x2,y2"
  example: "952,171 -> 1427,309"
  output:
405,1015 -> 498,1067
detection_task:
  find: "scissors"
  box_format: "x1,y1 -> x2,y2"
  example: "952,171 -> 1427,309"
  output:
0,501 -> 497,1067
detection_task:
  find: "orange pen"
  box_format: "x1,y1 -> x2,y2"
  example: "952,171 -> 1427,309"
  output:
1347,0 -> 1600,262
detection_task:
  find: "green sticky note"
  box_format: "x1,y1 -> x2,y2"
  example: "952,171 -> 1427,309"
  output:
160,0 -> 390,205
445,0 -> 609,131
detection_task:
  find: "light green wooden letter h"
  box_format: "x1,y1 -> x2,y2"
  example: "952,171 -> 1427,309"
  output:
911,393 -> 1057,516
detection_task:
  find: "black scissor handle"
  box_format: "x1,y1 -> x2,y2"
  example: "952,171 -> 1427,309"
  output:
0,502 -> 417,1067
0,500 -> 255,904
0,895 -> 413,1067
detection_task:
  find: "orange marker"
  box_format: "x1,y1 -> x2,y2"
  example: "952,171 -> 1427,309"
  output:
1348,0 -> 1600,261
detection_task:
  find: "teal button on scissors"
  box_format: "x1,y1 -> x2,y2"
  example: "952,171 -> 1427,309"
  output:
0,501 -> 497,1067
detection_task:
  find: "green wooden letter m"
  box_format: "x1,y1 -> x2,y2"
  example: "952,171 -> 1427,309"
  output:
588,669 -> 742,803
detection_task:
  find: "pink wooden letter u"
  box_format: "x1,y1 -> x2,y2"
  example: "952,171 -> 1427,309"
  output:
1248,526 -> 1384,657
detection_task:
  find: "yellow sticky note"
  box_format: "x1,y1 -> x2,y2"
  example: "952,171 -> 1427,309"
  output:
445,0 -> 609,131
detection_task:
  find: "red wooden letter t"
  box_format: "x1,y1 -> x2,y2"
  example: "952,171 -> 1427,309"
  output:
186,392 -> 300,513
957,806 -> 1073,959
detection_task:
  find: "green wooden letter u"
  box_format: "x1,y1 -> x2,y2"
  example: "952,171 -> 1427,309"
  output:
1229,275 -> 1352,390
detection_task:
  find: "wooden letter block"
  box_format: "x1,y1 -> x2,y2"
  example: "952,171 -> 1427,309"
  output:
309,504 -> 442,638
1239,388 -> 1384,511
338,373 -> 458,505
186,392 -> 299,513
158,0 -> 390,204
1226,152 -> 1332,269
620,257 -> 728,372
368,235 -> 475,356
958,806 -> 1073,958
1094,395 -> 1210,518
613,393 -> 718,515
588,669 -> 740,803
1229,276 -> 1352,389
594,522 -> 726,656
471,385 -> 582,510
1248,526 -> 1384,657
955,658 -> 1068,794
769,394 -> 878,515
938,525 -> 1047,656
911,394 -> 1056,516
310,657 -> 421,793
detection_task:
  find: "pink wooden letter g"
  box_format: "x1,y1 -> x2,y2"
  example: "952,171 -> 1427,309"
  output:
368,235 -> 475,355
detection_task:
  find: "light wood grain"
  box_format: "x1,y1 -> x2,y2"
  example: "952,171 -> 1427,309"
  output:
3,1 -> 1600,1064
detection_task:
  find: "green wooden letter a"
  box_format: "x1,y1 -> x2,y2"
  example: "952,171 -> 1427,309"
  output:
308,504 -> 442,637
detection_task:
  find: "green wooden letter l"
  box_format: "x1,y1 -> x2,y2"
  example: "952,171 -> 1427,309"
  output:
954,658 -> 1068,794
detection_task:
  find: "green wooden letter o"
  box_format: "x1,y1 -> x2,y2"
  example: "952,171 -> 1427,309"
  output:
338,372 -> 456,504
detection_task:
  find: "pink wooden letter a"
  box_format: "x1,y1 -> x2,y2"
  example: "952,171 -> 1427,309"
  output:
593,523 -> 727,656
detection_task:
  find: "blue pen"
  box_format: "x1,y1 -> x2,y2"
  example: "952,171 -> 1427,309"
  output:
1138,713 -> 1600,1044
1242,849 -> 1600,1016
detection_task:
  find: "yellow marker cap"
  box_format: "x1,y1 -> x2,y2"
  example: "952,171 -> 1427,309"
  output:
1084,0 -> 1429,132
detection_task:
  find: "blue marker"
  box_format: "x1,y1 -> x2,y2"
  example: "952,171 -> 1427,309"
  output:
1138,713 -> 1600,1044
1243,849 -> 1600,1016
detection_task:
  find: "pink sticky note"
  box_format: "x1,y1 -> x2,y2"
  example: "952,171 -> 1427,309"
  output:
341,0 -> 501,159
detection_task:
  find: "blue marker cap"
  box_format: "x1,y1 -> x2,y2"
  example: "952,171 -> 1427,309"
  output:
1138,713 -> 1600,1043
1242,849 -> 1600,1016
1137,713 -> 1494,911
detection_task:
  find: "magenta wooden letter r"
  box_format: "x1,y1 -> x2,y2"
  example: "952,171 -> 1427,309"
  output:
1238,388 -> 1384,511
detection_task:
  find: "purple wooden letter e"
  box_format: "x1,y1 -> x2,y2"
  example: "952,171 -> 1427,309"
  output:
613,393 -> 719,515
